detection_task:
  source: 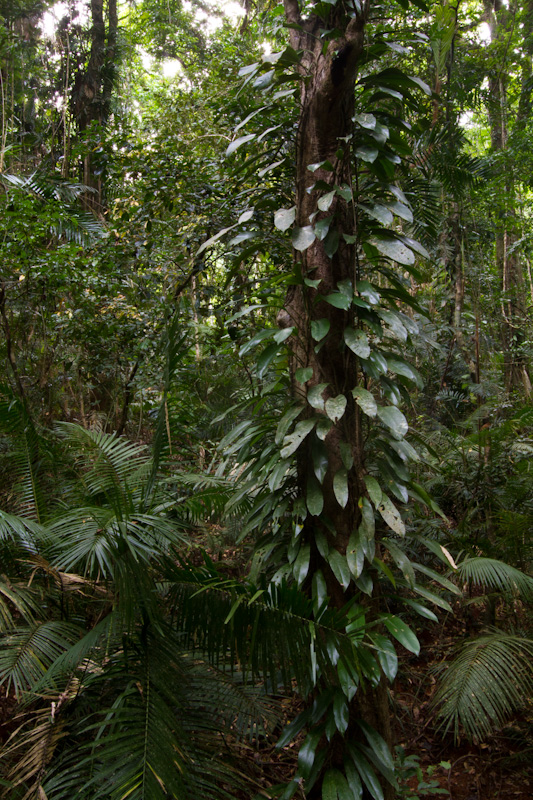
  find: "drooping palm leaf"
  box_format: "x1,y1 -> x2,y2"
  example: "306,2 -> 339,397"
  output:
434,632 -> 533,741
455,556 -> 533,601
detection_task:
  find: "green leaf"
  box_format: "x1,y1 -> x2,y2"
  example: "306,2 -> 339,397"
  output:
356,280 -> 380,305
338,658 -> 358,701
377,406 -> 408,439
378,310 -> 407,342
295,367 -> 313,384
292,225 -> 316,251
387,357 -> 423,388
382,539 -> 414,586
324,228 -> 340,258
307,474 -> 324,516
293,544 -> 311,587
336,184 -> 352,202
344,328 -> 370,359
298,730 -> 322,780
386,200 -> 413,222
312,437 -> 329,484
369,634 -> 398,681
274,206 -> 296,231
333,468 -> 349,508
311,318 -> 330,341
333,693 -> 349,736
356,146 -> 379,163
325,394 -> 347,423
347,530 -> 365,579
280,419 -> 315,458
364,476 -> 382,507
323,768 -> 352,800
316,417 -> 333,440
372,238 -> 415,265
358,721 -> 395,772
354,112 -> 376,129
315,216 -> 332,240
383,615 -> 420,655
312,569 -> 328,610
226,133 -> 256,156
377,494 -> 405,536
352,387 -> 377,417
323,292 -> 351,310
318,190 -> 336,211
360,203 -> 393,226
308,383 -> 328,410
328,550 -> 351,590
348,747 -> 384,800
257,343 -> 281,378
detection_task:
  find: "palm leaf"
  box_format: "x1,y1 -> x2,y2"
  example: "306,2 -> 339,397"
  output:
434,632 -> 533,741
0,621 -> 80,696
455,557 -> 533,600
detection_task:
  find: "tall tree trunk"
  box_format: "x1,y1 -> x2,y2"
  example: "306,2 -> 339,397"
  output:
282,3 -> 393,797
72,0 -> 118,211
485,0 -> 531,394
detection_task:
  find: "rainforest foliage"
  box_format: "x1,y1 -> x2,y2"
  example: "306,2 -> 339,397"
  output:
0,1 -> 532,799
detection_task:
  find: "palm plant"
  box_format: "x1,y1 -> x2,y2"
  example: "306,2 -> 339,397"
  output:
0,411 -> 281,799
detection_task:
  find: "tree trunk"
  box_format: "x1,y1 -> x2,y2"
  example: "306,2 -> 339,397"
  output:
485,0 -> 531,394
72,0 -> 118,210
282,3 -> 394,797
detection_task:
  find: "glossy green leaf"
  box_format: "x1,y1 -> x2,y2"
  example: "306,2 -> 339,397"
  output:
307,474 -> 324,516
364,476 -> 382,507
323,769 -> 352,800
386,357 -> 423,388
333,468 -> 349,508
318,190 -> 336,211
352,387 -> 377,417
359,203 -> 393,226
323,291 -> 351,310
328,550 -> 350,590
308,383 -> 328,410
292,225 -> 316,251
315,216 -> 332,240
377,494 -> 405,536
293,544 -> 311,587
383,615 -> 420,655
358,721 -> 395,772
311,318 -> 330,341
325,394 -> 347,423
344,328 -> 370,359
347,530 -> 365,579
348,747 -> 384,800
354,112 -> 376,129
377,406 -> 408,439
356,280 -> 380,305
312,436 -> 329,483
274,206 -> 296,231
372,238 -> 414,266
295,367 -> 313,384
369,633 -> 398,681
333,693 -> 349,735
337,658 -> 358,701
226,133 -> 256,156
280,419 -> 315,458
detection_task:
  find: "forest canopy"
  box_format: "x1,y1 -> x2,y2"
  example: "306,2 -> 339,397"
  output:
0,1 -> 532,799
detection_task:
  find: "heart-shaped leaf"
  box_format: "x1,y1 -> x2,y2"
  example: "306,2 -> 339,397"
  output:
292,225 -> 316,251
352,387 -> 377,417
325,394 -> 347,423
274,206 -> 296,231
333,468 -> 349,508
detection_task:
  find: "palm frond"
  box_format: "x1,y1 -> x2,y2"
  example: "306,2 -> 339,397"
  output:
455,557 -> 533,601
434,632 -> 533,741
0,621 -> 80,696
